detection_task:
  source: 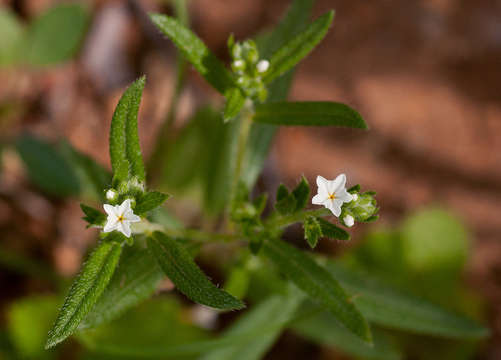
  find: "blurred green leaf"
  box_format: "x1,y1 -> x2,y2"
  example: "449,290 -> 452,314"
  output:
80,245 -> 164,330
262,238 -> 372,343
78,297 -> 209,358
134,191 -> 170,215
109,77 -> 146,184
80,204 -> 106,228
7,295 -> 58,359
16,134 -> 80,197
325,261 -> 489,340
150,14 -> 234,94
303,216 -> 322,249
201,291 -> 303,360
147,231 -> 244,310
46,240 -> 122,348
26,3 -> 89,66
0,9 -> 24,66
275,184 -> 296,215
58,141 -> 111,201
254,101 -> 367,128
292,312 -> 402,360
263,11 -> 334,84
317,217 -> 350,241
400,208 -> 468,274
242,0 -> 315,188
223,88 -> 246,123
224,266 -> 250,300
291,176 -> 310,212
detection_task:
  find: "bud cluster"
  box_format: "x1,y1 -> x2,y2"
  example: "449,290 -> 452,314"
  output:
228,35 -> 269,102
341,188 -> 378,227
104,176 -> 145,207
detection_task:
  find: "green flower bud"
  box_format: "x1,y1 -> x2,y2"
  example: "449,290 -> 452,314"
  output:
341,191 -> 378,223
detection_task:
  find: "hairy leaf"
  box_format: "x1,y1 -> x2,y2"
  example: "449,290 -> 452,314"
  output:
262,238 -> 371,342
46,240 -> 122,348
327,262 -> 489,339
263,11 -> 334,84
317,217 -> 350,241
80,204 -> 106,228
134,191 -> 170,215
26,3 -> 89,66
292,176 -> 310,212
223,88 -> 246,122
147,232 -> 244,310
304,216 -> 322,249
254,101 -> 367,128
202,291 -> 303,360
16,135 -> 80,197
275,184 -> 296,215
150,14 -> 234,94
80,246 -> 164,330
109,77 -> 146,184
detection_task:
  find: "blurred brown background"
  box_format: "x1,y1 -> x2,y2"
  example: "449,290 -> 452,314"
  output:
1,0 -> 501,358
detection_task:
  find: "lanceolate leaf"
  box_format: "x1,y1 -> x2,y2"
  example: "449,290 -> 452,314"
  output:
202,291 -> 303,360
134,191 -> 170,215
80,246 -> 164,330
16,134 -> 80,197
292,176 -> 310,212
262,238 -> 371,343
326,262 -> 489,340
46,239 -> 122,348
223,88 -> 246,123
80,204 -> 106,227
254,101 -> 367,129
150,14 -> 234,94
263,11 -> 334,84
109,77 -> 146,184
147,232 -> 244,310
317,217 -> 350,241
304,216 -> 322,249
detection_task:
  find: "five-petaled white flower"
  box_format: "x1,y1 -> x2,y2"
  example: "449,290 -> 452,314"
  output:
103,199 -> 140,237
312,174 -> 353,217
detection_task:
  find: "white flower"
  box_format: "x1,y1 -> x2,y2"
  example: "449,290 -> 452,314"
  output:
343,214 -> 355,227
103,199 -> 140,237
256,60 -> 269,73
312,174 -> 353,217
105,189 -> 117,201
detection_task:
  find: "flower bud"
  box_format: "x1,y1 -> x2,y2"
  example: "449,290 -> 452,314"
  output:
105,189 -> 118,201
341,191 -> 378,223
343,214 -> 355,227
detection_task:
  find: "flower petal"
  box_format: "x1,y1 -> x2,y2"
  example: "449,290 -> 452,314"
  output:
324,199 -> 342,217
119,222 -> 132,237
316,175 -> 328,190
125,213 -> 141,222
103,204 -> 117,217
329,173 -> 347,194
312,193 -> 326,205
118,199 -> 132,215
336,188 -> 353,203
103,216 -> 118,232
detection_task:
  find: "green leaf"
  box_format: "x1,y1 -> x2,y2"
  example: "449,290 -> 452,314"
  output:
80,204 -> 106,228
147,231 -> 244,310
58,141 -> 111,201
291,312 -> 402,360
201,291 -> 303,360
0,9 -> 24,66
16,134 -> 80,197
317,217 -> 350,241
275,184 -> 296,215
134,191 -> 170,215
46,240 -> 122,348
304,216 -> 322,248
7,295 -> 58,359
80,245 -> 164,330
150,14 -> 234,94
262,238 -> 371,343
326,261 -> 489,339
223,88 -> 246,122
254,101 -> 367,128
292,176 -> 310,212
109,77 -> 146,184
26,3 -> 89,66
263,11 -> 334,84
77,297 -> 209,357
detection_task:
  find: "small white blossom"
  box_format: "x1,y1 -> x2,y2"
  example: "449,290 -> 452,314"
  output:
312,174 -> 353,217
343,214 -> 355,227
103,199 -> 140,238
351,193 -> 358,201
105,189 -> 117,201
256,60 -> 269,73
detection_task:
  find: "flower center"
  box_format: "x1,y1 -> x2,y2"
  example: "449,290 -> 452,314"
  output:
328,193 -> 336,200
117,215 -> 124,223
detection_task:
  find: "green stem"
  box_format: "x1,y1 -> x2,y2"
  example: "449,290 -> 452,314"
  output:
266,208 -> 331,229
